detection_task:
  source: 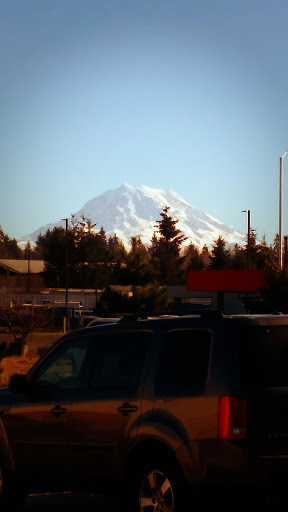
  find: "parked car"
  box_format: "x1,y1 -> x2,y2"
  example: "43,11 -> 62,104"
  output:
77,310 -> 97,327
2,310 -> 288,510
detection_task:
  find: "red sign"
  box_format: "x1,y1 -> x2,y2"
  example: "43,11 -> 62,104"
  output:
186,270 -> 268,292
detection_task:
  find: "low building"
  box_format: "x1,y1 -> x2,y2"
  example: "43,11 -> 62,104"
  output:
0,259 -> 45,291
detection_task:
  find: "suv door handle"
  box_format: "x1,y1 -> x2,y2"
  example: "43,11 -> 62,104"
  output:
50,405 -> 68,418
117,402 -> 138,416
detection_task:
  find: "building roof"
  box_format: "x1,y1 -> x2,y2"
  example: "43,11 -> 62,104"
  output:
0,259 -> 45,274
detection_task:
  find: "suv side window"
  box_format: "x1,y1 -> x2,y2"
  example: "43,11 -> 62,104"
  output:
155,329 -> 211,396
32,338 -> 91,391
89,331 -> 150,397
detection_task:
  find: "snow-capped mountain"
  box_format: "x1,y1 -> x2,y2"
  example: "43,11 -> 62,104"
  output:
19,184 -> 246,250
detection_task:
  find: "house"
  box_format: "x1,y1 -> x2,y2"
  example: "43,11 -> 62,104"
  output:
0,259 -> 45,291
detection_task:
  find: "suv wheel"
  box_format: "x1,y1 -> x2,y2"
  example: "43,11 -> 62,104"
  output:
131,459 -> 185,512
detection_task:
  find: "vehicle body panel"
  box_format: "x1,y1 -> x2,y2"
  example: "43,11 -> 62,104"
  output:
1,392 -> 72,479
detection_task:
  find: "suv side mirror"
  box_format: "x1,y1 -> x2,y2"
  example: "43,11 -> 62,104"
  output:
8,374 -> 29,393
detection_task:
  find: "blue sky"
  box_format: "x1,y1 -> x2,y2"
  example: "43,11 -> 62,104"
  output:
1,0 -> 288,245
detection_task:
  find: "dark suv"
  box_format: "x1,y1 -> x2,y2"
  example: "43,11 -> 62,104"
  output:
2,310 -> 288,510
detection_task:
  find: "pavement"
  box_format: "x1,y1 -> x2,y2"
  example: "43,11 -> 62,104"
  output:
22,490 -> 286,511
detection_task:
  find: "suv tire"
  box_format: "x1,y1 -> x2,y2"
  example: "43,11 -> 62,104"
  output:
130,457 -> 186,512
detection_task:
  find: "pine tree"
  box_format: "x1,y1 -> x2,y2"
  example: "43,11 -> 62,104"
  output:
182,243 -> 204,271
231,243 -> 246,269
0,226 -> 23,259
209,236 -> 232,269
254,235 -> 278,271
35,227 -> 71,287
273,233 -> 280,262
107,234 -> 127,263
200,245 -> 210,268
150,206 -> 187,283
114,236 -> 153,286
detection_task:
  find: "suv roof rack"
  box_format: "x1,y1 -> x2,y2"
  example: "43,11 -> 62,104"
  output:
116,309 -> 224,322
178,309 -> 224,321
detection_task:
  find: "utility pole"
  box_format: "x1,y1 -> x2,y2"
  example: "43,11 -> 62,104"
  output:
62,218 -> 69,330
241,210 -> 251,269
247,209 -> 251,270
279,150 -> 288,267
27,242 -> 30,293
284,236 -> 288,268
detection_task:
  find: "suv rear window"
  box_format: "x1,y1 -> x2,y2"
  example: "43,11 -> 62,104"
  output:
238,325 -> 288,388
89,331 -> 150,397
155,329 -> 212,396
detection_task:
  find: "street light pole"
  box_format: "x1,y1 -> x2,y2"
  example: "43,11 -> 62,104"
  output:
242,210 -> 251,269
61,218 -> 69,327
26,241 -> 30,293
279,150 -> 288,268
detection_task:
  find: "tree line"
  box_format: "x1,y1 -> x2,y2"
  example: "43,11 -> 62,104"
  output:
1,207 -> 288,313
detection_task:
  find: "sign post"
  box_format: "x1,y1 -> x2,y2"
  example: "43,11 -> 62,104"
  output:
186,270 -> 268,313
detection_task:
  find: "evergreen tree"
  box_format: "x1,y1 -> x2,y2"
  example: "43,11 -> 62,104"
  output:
254,235 -> 278,271
114,236 -> 153,285
182,243 -> 204,271
0,226 -> 23,259
97,283 -> 173,316
200,245 -> 210,268
74,216 -> 104,264
150,206 -> 187,283
230,243 -> 246,269
130,236 -> 148,256
36,227 -> 72,287
149,233 -> 158,257
246,229 -> 257,268
107,234 -> 127,263
209,236 -> 232,269
273,233 -> 280,263
29,241 -> 44,260
131,283 -> 174,315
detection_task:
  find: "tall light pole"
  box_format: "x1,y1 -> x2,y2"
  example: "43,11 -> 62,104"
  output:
279,150 -> 288,267
26,241 -> 31,293
242,210 -> 251,269
61,218 -> 69,325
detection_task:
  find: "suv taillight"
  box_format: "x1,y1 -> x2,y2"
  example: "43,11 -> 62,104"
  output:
217,396 -> 247,439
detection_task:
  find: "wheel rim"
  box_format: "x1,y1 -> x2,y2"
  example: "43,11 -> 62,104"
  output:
139,469 -> 175,512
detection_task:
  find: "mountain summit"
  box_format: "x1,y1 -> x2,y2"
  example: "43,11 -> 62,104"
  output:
21,184 -> 245,249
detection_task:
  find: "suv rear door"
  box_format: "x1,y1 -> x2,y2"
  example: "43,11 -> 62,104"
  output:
142,328 -> 216,447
